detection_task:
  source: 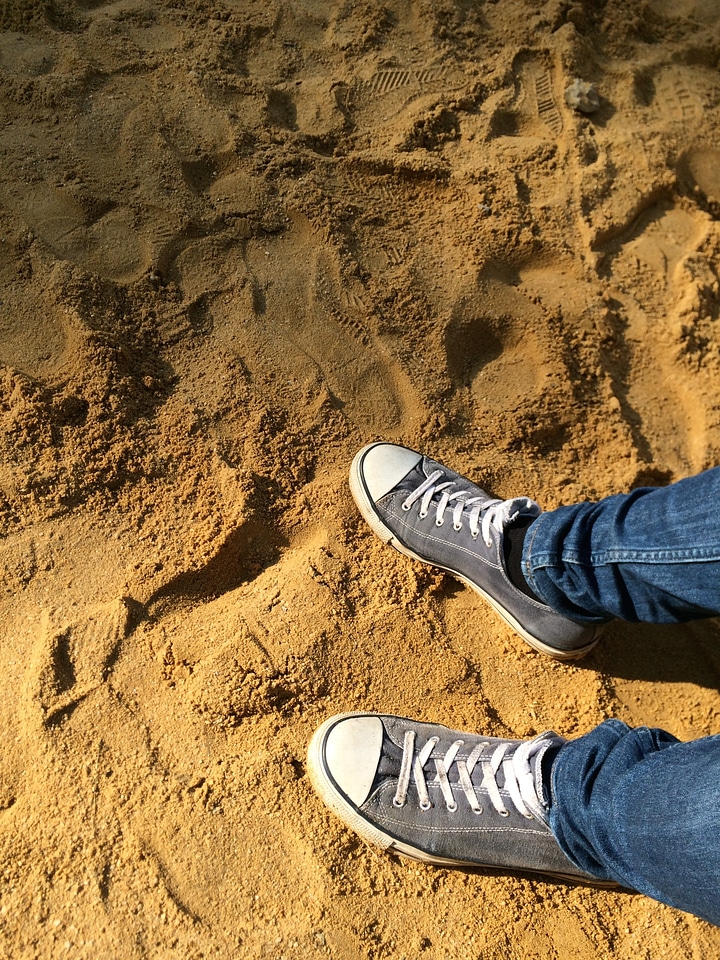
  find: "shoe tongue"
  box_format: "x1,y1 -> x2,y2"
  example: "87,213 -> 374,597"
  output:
502,497 -> 542,523
375,735 -> 404,781
520,736 -> 564,822
529,749 -> 548,807
401,460 -> 479,501
398,461 -> 433,492
531,738 -> 563,808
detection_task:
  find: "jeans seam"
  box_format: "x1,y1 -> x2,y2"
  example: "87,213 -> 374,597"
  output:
521,514 -> 546,596
532,549 -> 720,565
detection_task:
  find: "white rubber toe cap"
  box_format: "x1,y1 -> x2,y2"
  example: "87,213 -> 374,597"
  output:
358,443 -> 422,503
321,715 -> 384,806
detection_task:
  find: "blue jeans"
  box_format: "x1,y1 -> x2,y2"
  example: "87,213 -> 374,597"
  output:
521,468 -> 720,924
549,720 -> 720,925
522,466 -> 720,623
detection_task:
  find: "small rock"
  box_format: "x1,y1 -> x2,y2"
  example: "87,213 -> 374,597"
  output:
565,79 -> 601,113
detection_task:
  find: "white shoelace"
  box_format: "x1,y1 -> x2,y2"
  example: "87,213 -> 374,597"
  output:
392,729 -> 558,822
400,469 -> 540,548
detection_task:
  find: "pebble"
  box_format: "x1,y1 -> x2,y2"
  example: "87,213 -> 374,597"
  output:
565,79 -> 601,113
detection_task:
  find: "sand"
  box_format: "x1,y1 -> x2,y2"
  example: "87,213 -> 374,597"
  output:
1,0 -> 720,957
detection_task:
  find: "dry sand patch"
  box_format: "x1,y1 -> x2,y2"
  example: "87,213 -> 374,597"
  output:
0,1 -> 719,957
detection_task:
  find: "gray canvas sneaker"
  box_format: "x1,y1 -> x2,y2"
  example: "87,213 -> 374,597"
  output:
308,712 -> 607,883
350,442 -> 605,659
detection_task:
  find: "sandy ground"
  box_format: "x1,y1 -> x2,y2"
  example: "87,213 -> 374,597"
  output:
1,0 -> 720,957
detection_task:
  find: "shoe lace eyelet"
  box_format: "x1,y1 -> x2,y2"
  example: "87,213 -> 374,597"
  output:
453,522 -> 462,531
418,510 -> 428,520
419,799 -> 432,811
524,813 -> 534,820
484,538 -> 492,548
435,518 -> 444,527
473,807 -> 483,816
446,801 -> 457,812
470,530 -> 478,540
499,808 -> 510,818
392,798 -> 404,808
401,502 -> 411,512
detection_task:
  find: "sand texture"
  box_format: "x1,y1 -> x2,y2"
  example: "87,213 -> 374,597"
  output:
1,0 -> 720,957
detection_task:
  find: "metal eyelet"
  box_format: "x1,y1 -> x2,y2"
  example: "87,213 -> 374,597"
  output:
419,799 -> 432,811
470,530 -> 478,540
418,510 -> 428,520
401,501 -> 411,511
435,517 -> 444,527
524,813 -> 534,820
484,539 -> 492,549
453,522 -> 462,531
392,798 -> 404,808
499,809 -> 510,818
473,807 -> 483,815
446,801 -> 457,812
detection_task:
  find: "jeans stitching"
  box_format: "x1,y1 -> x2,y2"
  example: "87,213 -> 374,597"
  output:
530,549 -> 720,566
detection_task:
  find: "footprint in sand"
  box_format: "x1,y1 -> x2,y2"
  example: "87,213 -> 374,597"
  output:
1,181 -> 148,284
651,65 -> 708,127
0,273 -> 84,378
443,265 -> 572,423
193,210 -> 417,432
596,197 -> 715,473
349,56 -> 464,136
0,24 -> 237,286
10,593 -> 232,936
488,52 -> 564,141
679,145 -> 720,207
23,598 -> 131,729
356,63 -> 449,101
0,32 -> 56,77
630,57 -> 717,132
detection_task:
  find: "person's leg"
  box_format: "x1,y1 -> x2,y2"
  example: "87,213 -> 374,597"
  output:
307,712 -> 720,926
350,442 -> 720,652
349,442 -> 606,659
550,719 -> 720,926
307,712 -> 606,884
523,466 -> 720,623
